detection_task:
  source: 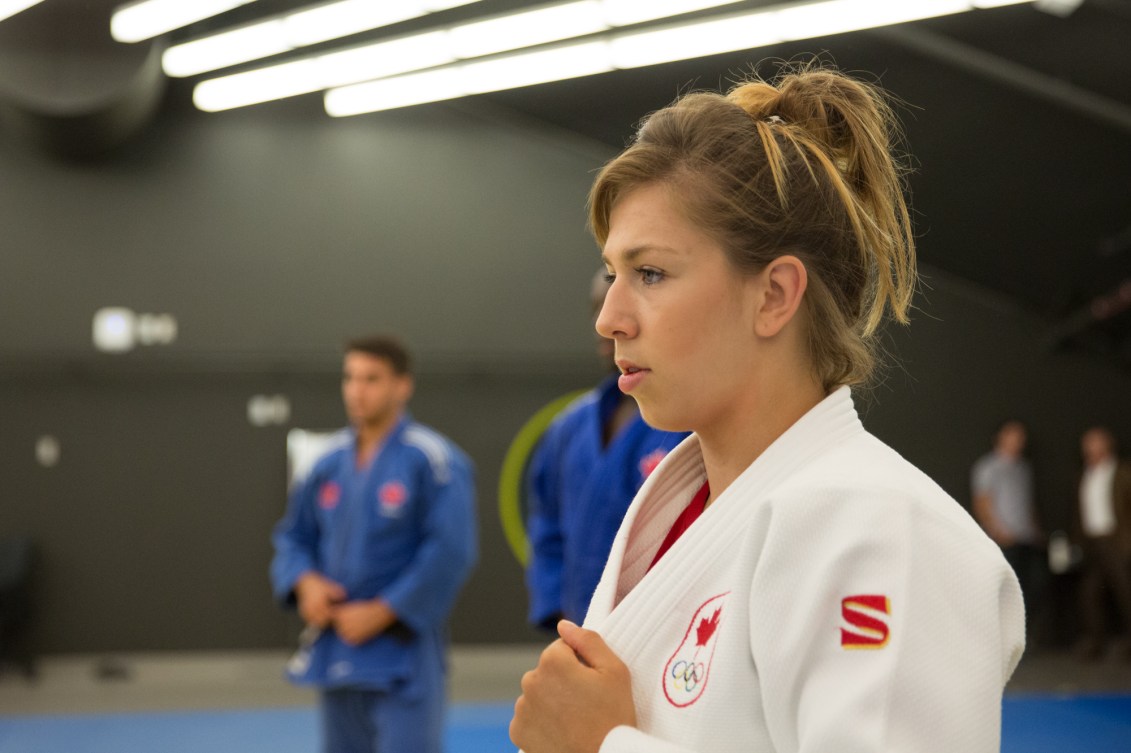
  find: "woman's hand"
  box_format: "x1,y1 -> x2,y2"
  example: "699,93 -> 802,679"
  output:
510,620 -> 637,753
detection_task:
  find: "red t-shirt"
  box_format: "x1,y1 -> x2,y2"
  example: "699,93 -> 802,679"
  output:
648,482 -> 710,571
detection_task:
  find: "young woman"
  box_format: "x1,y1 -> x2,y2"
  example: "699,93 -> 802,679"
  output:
510,65 -> 1025,753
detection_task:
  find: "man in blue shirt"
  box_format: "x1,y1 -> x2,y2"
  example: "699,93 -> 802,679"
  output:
271,335 -> 477,753
525,273 -> 687,628
971,419 -> 1043,642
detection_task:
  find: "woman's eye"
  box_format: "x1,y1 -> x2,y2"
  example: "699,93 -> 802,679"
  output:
640,268 -> 663,285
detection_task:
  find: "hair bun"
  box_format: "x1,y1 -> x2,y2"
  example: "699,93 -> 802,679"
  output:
726,81 -> 782,121
730,67 -> 901,192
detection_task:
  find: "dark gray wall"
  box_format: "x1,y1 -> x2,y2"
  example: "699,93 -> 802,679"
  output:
869,269 -> 1131,534
0,92 -> 613,358
2,89 -> 1128,654
1,91 -> 616,653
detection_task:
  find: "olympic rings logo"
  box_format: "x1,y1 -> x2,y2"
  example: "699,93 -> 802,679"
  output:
670,660 -> 706,693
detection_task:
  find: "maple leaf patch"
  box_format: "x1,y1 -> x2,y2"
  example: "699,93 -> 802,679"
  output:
695,608 -> 721,647
662,593 -> 730,708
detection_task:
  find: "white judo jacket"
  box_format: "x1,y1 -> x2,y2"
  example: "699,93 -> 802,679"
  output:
585,387 -> 1025,753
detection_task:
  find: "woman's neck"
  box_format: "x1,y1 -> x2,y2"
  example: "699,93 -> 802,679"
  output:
697,374 -> 826,505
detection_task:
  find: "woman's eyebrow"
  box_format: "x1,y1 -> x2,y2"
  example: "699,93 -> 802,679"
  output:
601,244 -> 678,266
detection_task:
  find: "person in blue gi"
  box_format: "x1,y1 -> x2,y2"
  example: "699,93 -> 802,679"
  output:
271,334 -> 477,753
525,272 -> 687,629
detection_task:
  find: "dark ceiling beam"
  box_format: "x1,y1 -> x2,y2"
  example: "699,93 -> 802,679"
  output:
1090,0 -> 1131,23
1044,277 -> 1131,350
869,25 -> 1131,137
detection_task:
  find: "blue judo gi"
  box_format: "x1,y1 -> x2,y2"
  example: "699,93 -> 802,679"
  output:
525,376 -> 687,628
271,416 -> 477,753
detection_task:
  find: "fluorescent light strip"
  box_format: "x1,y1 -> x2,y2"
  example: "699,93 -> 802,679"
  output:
195,30 -> 455,112
610,14 -> 782,68
111,0 -> 258,43
447,1 -> 607,59
165,0 -> 485,78
191,0 -> 746,109
171,0 -> 742,78
325,41 -> 613,116
325,0 -> 1037,116
601,0 -> 744,26
0,0 -> 45,24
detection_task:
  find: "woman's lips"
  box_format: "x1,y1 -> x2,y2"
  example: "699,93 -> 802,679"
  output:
618,367 -> 648,393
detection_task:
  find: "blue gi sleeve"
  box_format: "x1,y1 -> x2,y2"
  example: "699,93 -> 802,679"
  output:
269,472 -> 323,606
380,451 -> 478,634
525,426 -> 565,629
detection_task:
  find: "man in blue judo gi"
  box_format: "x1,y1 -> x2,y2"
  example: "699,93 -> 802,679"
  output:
525,273 -> 687,629
271,335 -> 477,753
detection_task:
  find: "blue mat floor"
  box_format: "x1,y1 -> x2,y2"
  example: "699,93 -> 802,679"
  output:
1,696 -> 1128,752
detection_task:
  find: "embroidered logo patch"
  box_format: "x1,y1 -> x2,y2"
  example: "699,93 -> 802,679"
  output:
662,592 -> 729,708
377,481 -> 408,516
840,594 -> 891,649
318,481 -> 341,510
638,448 -> 668,479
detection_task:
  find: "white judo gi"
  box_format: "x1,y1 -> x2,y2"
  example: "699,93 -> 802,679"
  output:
585,387 -> 1025,753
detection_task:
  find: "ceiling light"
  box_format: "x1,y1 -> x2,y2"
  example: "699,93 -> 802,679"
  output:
165,0 -> 486,78
447,1 -> 607,59
324,0 -> 1038,117
462,41 -> 613,94
772,0 -> 969,39
169,0 -> 740,79
601,0 -> 743,26
1034,0 -> 1084,14
423,0 -> 484,8
191,0 -> 750,110
164,20 -> 290,77
194,30 -> 455,111
284,1 -> 424,47
325,41 -> 613,116
0,0 -> 45,24
610,14 -> 781,69
111,0 -> 258,43
325,68 -> 466,116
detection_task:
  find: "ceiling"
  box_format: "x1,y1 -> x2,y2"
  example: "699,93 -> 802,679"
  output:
2,0 -> 1130,366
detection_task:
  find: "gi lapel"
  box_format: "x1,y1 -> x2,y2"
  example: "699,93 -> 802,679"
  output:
591,387 -> 865,661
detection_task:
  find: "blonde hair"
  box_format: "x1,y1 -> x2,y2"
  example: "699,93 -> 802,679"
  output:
589,64 -> 916,390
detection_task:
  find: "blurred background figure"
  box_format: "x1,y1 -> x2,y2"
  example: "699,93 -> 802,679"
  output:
1074,427 -> 1131,661
972,420 -> 1045,640
271,335 -> 478,753
524,271 -> 687,629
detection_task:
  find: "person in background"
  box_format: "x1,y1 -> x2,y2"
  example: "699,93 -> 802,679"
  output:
271,335 -> 477,753
972,419 -> 1044,638
526,271 -> 687,629
1074,426 -> 1131,660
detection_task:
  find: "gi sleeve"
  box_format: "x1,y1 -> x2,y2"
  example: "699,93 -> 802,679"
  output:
747,487 -> 1024,753
269,471 -> 323,606
525,426 -> 565,629
379,450 -> 478,634
599,726 -> 694,753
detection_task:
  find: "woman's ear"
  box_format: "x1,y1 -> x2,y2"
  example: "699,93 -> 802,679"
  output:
754,255 -> 808,338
